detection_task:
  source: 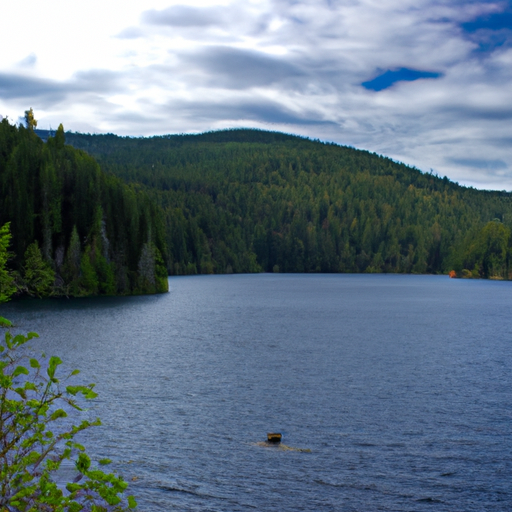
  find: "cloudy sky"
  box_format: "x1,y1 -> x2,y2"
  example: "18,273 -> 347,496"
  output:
1,0 -> 512,190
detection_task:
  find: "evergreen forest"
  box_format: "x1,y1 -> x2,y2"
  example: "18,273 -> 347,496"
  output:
50,128 -> 512,280
3,117 -> 512,301
0,119 -> 168,298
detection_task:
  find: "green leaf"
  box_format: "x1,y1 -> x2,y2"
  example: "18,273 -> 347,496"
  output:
84,389 -> 98,399
29,358 -> 41,369
76,453 -> 91,473
47,356 -> 62,379
13,334 -> 27,346
0,316 -> 13,327
0,375 -> 12,388
50,409 -> 68,421
66,483 -> 81,493
46,458 -> 61,471
66,385 -> 79,395
0,319 -> 131,509
14,387 -> 26,398
12,365 -> 29,377
24,382 -> 37,391
128,495 -> 138,508
26,451 -> 41,464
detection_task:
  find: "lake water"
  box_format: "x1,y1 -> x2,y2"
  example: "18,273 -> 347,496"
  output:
2,274 -> 512,511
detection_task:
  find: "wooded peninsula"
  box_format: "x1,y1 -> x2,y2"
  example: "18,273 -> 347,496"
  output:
2,115 -> 512,298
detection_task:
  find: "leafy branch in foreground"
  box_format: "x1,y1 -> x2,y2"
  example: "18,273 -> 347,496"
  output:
0,329 -> 137,511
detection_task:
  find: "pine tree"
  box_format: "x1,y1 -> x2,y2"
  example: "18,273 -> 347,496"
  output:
22,241 -> 55,298
137,242 -> 156,292
55,123 -> 65,148
62,225 -> 82,295
80,249 -> 99,295
0,223 -> 16,303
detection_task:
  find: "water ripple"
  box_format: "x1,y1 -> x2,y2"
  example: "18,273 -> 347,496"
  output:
2,274 -> 512,511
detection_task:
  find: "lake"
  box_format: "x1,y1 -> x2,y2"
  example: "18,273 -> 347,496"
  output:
2,274 -> 512,511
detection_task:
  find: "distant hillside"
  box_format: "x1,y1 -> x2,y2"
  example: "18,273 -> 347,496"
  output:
0,122 -> 168,298
37,128 -> 512,278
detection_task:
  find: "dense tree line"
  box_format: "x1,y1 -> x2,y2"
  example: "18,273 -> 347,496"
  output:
0,120 -> 168,298
36,128 -> 512,279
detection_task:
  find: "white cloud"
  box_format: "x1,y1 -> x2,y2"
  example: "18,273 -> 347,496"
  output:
1,0 -> 512,189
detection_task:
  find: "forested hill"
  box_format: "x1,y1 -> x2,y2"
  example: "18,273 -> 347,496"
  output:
0,120 -> 168,298
38,128 -> 512,279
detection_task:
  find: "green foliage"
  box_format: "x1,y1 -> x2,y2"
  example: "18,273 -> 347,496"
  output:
22,241 -> 55,298
24,108 -> 37,131
60,128 -> 512,278
62,225 -> 82,295
136,242 -> 169,294
55,123 -> 65,149
0,317 -> 13,328
0,227 -> 137,507
95,253 -> 117,296
80,250 -> 99,296
0,223 -> 16,303
0,118 -> 169,298
0,328 -> 137,511
454,220 -> 510,279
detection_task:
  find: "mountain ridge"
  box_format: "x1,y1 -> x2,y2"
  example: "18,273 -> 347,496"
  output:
36,127 -> 512,278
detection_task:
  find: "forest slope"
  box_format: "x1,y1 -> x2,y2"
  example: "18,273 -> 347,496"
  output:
0,121 -> 168,297
40,128 -> 512,278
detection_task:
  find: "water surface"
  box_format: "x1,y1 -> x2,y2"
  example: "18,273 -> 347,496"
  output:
2,274 -> 512,511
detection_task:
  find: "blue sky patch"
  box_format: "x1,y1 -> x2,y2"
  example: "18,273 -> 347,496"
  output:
361,68 -> 442,91
462,11 -> 512,33
461,4 -> 512,52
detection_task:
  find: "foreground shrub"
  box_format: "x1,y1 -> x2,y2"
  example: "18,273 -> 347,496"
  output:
0,328 -> 136,511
